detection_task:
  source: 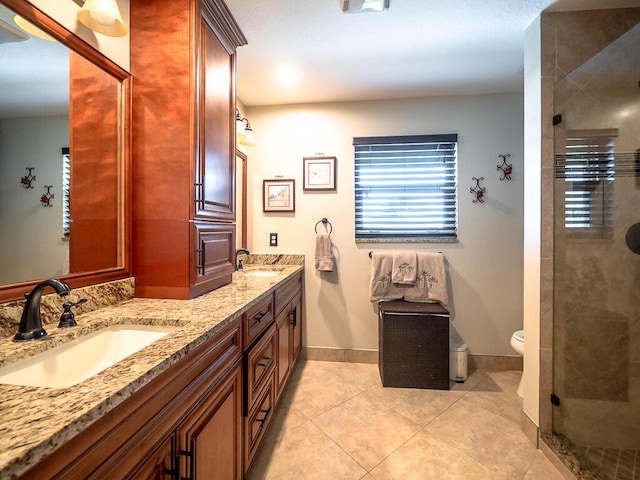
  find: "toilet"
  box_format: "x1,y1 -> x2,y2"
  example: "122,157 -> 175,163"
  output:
510,330 -> 524,398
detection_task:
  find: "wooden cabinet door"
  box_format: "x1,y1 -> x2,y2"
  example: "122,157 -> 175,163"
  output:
128,435 -> 176,480
291,293 -> 303,365
194,0 -> 236,222
176,361 -> 243,480
275,307 -> 291,399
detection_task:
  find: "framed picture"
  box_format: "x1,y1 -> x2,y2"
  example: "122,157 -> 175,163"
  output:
303,156 -> 337,191
263,179 -> 295,212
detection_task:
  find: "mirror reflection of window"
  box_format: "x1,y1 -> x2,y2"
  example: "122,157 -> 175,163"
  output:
560,129 -> 617,232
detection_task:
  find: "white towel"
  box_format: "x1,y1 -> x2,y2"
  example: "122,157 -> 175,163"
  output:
369,253 -> 404,302
404,252 -> 448,306
391,251 -> 417,285
314,233 -> 335,272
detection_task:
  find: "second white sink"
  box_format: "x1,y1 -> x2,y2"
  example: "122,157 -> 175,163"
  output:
0,324 -> 177,388
244,271 -> 280,277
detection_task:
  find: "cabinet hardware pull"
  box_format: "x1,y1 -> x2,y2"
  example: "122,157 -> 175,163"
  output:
289,310 -> 297,327
178,449 -> 194,480
164,467 -> 178,480
257,356 -> 272,368
164,451 -> 180,480
253,312 -> 267,322
195,248 -> 205,275
194,181 -> 204,209
257,407 -> 271,425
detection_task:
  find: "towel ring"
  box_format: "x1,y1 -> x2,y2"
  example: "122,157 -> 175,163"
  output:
315,217 -> 332,234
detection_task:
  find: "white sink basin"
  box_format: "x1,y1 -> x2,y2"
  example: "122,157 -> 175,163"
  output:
244,271 -> 280,277
0,324 -> 177,388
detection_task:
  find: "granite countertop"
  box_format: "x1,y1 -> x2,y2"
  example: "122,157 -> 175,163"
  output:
0,263 -> 303,479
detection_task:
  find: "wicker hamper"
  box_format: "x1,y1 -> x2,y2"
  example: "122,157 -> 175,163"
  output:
378,301 -> 450,389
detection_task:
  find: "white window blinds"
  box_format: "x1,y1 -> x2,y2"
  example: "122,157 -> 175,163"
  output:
354,134 -> 458,239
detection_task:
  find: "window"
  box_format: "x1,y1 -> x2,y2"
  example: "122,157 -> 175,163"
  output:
354,134 -> 457,240
62,147 -> 70,237
556,130 -> 616,231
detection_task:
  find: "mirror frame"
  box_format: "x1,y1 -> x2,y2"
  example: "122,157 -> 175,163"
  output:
0,0 -> 131,303
236,149 -> 247,249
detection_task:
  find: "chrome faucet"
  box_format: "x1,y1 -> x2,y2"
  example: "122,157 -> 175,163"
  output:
14,279 -> 71,342
235,248 -> 250,270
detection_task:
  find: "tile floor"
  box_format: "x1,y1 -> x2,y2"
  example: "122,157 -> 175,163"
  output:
581,447 -> 639,480
247,359 -> 566,480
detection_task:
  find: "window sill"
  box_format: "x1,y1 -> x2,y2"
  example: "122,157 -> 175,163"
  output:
355,237 -> 458,244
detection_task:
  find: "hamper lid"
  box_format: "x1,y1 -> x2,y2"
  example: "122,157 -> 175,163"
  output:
449,339 -> 468,351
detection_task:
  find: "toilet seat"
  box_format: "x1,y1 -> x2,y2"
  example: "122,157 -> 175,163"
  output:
510,330 -> 524,357
510,330 -> 524,398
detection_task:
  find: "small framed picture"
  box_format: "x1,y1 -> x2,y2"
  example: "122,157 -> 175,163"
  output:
263,179 -> 295,212
303,156 -> 337,191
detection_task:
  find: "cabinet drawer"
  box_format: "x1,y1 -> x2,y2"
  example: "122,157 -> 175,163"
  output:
245,373 -> 275,470
190,221 -> 235,297
274,272 -> 302,316
243,295 -> 274,348
246,323 -> 276,411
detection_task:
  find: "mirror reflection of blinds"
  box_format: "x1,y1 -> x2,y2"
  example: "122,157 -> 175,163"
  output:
555,130 -> 616,230
354,134 -> 457,238
62,148 -> 70,237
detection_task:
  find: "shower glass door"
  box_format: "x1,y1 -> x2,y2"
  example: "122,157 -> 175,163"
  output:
552,19 -> 640,475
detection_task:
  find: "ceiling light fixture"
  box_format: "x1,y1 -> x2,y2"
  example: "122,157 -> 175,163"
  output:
13,15 -> 55,41
235,109 -> 256,147
77,0 -> 128,37
341,0 -> 390,14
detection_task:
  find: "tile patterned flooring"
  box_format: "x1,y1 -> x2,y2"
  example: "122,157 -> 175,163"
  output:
581,447 -> 639,480
247,359 -> 566,479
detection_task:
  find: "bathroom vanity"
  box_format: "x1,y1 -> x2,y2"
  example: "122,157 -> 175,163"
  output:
0,264 -> 304,479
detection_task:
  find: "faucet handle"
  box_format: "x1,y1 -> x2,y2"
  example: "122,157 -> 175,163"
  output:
58,298 -> 87,329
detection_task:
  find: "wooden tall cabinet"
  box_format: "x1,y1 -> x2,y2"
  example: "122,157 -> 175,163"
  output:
131,0 -> 247,299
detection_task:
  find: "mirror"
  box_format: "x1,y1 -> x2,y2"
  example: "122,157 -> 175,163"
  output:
0,0 -> 131,302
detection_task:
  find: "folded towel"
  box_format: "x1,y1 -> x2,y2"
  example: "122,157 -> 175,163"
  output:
391,251 -> 417,285
369,252 -> 405,302
404,252 -> 448,306
315,233 -> 335,272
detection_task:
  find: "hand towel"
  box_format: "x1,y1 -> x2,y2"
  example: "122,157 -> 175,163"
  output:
404,252 -> 448,306
391,251 -> 417,285
369,252 -> 404,302
314,233 -> 335,272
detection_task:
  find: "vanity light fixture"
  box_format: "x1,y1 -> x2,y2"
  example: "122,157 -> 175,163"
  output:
77,0 -> 128,37
235,108 -> 256,147
13,15 -> 55,41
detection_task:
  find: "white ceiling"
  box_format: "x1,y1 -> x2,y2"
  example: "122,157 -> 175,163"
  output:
225,0 -> 640,107
1,0 -> 639,118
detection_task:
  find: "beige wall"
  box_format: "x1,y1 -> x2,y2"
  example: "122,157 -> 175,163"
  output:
245,93 -> 524,356
28,0 -> 129,70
